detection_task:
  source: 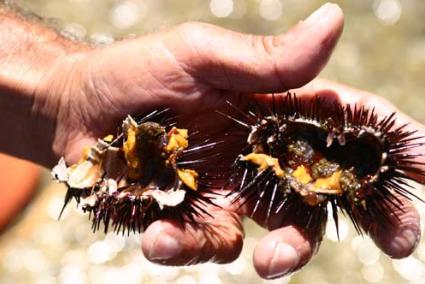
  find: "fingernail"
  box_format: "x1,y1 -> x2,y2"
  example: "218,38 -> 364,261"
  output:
266,242 -> 300,279
304,3 -> 335,25
403,228 -> 420,248
389,228 -> 420,258
148,234 -> 181,261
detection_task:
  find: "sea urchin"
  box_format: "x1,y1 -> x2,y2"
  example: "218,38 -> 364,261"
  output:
52,111 -> 219,235
224,93 -> 425,235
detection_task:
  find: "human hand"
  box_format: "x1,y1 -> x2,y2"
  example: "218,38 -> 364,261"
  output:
7,2 -> 422,280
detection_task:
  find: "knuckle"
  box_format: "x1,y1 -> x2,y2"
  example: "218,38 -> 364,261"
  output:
250,34 -> 287,87
250,34 -> 281,57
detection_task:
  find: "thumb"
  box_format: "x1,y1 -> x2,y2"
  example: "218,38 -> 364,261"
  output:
168,3 -> 344,93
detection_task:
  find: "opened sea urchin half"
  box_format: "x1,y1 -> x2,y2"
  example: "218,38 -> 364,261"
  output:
224,93 -> 425,234
52,111 -> 218,234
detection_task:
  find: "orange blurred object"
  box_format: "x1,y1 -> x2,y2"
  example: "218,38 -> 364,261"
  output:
0,153 -> 40,232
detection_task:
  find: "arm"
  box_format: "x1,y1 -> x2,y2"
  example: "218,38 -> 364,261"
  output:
0,4 -> 88,165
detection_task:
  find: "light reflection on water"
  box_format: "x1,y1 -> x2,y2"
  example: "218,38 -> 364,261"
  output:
2,0 -> 425,283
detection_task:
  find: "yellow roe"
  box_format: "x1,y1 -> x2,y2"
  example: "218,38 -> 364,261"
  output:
166,127 -> 189,153
123,119 -> 142,180
241,153 -> 285,178
313,170 -> 342,194
291,165 -> 313,184
177,169 -> 199,191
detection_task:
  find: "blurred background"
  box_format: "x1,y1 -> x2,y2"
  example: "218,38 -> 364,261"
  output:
1,0 -> 425,283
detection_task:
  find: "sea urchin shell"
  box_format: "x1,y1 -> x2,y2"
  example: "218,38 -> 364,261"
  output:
52,111 -> 218,235
224,93 -> 425,235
